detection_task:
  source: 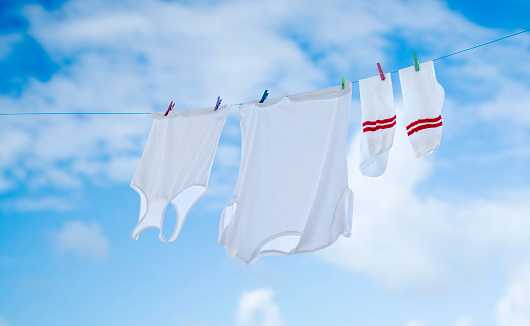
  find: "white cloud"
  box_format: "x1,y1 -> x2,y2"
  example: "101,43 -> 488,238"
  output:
451,77 -> 530,128
71,154 -> 140,184
0,0 -> 324,195
30,167 -> 83,190
235,289 -> 285,326
453,316 -> 472,326
405,316 -> 472,326
405,320 -> 426,326
14,195 -> 76,212
0,0 -> 527,197
318,110 -> 530,290
174,317 -> 210,326
497,265 -> 530,326
0,316 -> 9,326
51,221 -> 110,261
0,127 -> 32,166
0,173 -> 13,193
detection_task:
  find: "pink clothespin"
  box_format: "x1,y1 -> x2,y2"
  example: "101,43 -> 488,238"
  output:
164,101 -> 175,116
377,63 -> 385,81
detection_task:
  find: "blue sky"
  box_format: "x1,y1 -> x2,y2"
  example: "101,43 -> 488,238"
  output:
1,0 -> 530,325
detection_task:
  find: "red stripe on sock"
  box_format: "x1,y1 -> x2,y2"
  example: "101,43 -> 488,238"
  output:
407,121 -> 443,136
363,120 -> 396,133
362,115 -> 396,127
406,116 -> 441,131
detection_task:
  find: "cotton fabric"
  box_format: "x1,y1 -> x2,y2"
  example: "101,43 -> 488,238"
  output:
359,73 -> 395,177
219,82 -> 354,264
399,61 -> 445,157
131,104 -> 229,243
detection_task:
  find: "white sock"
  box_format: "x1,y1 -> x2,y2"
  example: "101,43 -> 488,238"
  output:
399,61 -> 445,157
360,134 -> 390,177
359,72 -> 395,177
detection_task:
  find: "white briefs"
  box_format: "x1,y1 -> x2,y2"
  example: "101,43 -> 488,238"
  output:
131,104 -> 229,243
219,82 -> 354,264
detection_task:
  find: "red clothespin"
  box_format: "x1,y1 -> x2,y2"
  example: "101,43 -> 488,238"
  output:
164,101 -> 175,116
377,63 -> 385,81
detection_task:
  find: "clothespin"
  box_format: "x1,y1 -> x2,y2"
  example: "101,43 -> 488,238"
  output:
164,101 -> 175,116
214,96 -> 222,111
413,52 -> 419,71
377,62 -> 385,81
259,90 -> 269,103
341,75 -> 345,90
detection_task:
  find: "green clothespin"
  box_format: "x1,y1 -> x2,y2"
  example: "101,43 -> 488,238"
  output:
341,75 -> 345,90
413,52 -> 419,71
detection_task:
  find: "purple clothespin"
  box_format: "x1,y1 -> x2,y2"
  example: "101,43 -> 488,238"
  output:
214,96 -> 222,111
164,101 -> 175,116
377,63 -> 385,81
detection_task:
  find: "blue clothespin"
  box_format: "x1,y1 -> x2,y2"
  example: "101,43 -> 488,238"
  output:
259,90 -> 269,103
214,96 -> 222,111
413,52 -> 419,71
342,75 -> 345,90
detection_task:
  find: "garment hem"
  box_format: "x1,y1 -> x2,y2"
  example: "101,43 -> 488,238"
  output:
220,186 -> 354,265
130,183 -> 207,242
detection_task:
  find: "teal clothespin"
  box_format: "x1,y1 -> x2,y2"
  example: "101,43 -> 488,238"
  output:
341,75 -> 345,90
259,90 -> 269,103
413,52 -> 419,71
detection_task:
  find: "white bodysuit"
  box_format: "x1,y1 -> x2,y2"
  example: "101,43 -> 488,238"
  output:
131,104 -> 229,243
219,82 -> 354,264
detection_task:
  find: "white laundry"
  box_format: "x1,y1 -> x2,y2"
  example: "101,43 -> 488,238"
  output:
131,104 -> 229,243
359,139 -> 390,178
399,61 -> 445,157
359,72 -> 396,177
219,82 -> 354,264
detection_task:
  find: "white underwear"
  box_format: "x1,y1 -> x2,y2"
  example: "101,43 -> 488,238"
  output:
219,82 -> 354,264
131,104 -> 229,243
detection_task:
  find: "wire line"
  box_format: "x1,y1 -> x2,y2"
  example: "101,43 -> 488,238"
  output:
432,29 -> 530,62
0,112 -> 151,115
1,29 -> 529,116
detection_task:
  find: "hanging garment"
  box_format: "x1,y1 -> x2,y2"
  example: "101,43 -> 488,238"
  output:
399,61 -> 445,157
359,73 -> 396,177
219,82 -> 354,264
130,104 -> 230,243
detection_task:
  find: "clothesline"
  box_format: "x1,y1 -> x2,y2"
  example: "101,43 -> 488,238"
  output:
1,28 -> 528,116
